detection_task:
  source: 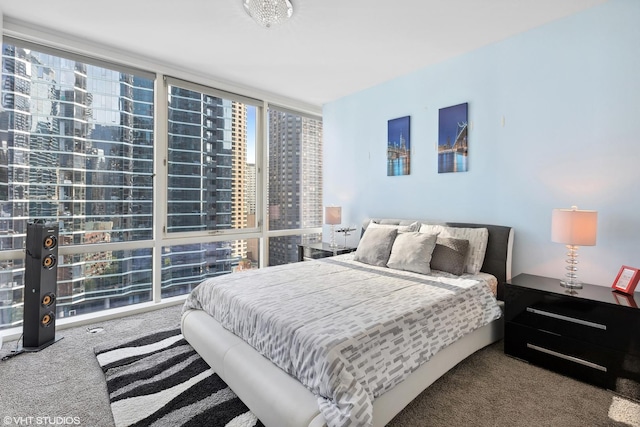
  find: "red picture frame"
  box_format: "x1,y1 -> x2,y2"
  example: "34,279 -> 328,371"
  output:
611,265 -> 640,295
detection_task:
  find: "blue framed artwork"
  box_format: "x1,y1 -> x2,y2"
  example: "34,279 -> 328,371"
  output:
438,103 -> 468,173
387,116 -> 410,176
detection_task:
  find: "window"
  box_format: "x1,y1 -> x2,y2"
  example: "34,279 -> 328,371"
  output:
167,82 -> 258,234
162,81 -> 260,294
0,41 -> 155,328
0,38 -> 322,332
161,239 -> 260,298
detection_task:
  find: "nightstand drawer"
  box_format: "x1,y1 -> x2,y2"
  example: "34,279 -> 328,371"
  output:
504,274 -> 640,401
505,322 -> 614,388
505,287 -> 640,355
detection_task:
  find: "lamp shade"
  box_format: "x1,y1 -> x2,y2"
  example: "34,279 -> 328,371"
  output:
325,206 -> 342,225
551,207 -> 598,246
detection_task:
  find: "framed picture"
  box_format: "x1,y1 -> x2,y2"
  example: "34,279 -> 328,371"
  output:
611,265 -> 640,295
387,116 -> 410,176
438,103 -> 468,173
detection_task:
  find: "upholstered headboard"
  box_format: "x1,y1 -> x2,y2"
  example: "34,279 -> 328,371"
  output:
362,218 -> 514,299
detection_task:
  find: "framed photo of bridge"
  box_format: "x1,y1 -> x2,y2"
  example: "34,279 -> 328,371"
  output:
387,116 -> 411,176
438,103 -> 468,173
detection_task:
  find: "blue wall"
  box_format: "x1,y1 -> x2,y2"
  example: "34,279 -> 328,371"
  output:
323,0 -> 640,287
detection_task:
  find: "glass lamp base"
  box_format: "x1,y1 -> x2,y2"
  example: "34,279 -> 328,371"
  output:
329,225 -> 338,248
560,280 -> 582,289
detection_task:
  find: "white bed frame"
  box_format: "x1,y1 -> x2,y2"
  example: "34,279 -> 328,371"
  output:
181,219 -> 514,427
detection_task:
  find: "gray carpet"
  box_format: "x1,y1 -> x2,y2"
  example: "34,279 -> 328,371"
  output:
1,305 -> 638,427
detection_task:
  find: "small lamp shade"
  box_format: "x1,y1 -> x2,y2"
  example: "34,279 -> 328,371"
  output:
551,208 -> 598,246
325,206 -> 342,225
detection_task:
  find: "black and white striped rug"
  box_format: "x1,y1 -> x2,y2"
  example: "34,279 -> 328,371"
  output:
94,327 -> 264,427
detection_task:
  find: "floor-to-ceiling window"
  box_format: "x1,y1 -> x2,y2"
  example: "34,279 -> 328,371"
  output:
0,37 -> 323,333
0,40 -> 156,327
162,79 -> 260,297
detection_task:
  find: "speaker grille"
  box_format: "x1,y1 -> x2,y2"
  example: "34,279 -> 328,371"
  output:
42,254 -> 57,269
43,235 -> 57,250
41,312 -> 55,327
41,293 -> 56,307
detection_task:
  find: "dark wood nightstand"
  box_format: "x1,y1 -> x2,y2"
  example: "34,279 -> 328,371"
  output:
297,243 -> 357,262
504,273 -> 640,401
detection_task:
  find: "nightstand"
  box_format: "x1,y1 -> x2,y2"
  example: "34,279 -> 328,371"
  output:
297,243 -> 357,262
504,273 -> 640,401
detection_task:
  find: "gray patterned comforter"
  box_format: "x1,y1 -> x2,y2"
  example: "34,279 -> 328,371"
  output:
183,254 -> 502,427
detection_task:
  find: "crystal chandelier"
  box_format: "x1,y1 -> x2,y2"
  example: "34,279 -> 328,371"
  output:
243,0 -> 293,28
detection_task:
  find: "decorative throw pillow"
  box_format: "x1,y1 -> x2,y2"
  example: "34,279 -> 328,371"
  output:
420,224 -> 489,274
368,221 -> 419,233
387,232 -> 438,274
430,237 -> 470,276
353,227 -> 398,267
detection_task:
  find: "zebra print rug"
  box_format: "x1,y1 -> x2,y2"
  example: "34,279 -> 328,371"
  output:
94,327 -> 264,427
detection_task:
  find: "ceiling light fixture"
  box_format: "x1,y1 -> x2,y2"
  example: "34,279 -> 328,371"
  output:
243,0 -> 293,28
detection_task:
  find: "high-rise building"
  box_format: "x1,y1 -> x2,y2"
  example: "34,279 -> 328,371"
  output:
231,102 -> 248,260
246,163 -> 256,216
163,87 -> 241,295
245,163 -> 258,263
268,110 -> 323,265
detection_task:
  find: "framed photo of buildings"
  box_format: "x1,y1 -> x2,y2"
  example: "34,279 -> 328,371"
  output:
387,116 -> 411,176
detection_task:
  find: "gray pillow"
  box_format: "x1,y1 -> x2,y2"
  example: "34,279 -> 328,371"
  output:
387,232 -> 438,274
354,227 -> 398,267
430,237 -> 469,276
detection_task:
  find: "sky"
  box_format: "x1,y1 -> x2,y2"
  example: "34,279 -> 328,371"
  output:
247,106 -> 256,163
438,103 -> 467,147
388,116 -> 410,148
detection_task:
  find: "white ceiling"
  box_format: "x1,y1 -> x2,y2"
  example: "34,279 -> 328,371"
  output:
0,0 -> 607,109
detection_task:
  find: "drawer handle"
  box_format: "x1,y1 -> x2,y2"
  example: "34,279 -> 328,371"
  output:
526,307 -> 606,330
527,343 -> 607,372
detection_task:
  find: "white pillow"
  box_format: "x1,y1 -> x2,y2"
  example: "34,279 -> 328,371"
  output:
368,221 -> 419,233
387,232 -> 438,274
419,224 -> 489,274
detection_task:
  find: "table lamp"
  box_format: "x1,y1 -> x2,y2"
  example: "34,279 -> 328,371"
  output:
551,206 -> 598,289
325,206 -> 342,248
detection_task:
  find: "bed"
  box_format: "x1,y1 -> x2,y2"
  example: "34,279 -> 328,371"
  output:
181,218 -> 514,427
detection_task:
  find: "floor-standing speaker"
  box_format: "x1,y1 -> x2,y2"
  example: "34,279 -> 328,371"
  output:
23,220 -> 60,350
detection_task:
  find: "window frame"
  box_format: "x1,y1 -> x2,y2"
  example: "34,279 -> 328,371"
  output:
161,76 -> 264,242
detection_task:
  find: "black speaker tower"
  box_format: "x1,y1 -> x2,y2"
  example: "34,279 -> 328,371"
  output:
22,219 -> 61,351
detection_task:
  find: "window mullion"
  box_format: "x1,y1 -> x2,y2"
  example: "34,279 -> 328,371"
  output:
153,74 -> 170,303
